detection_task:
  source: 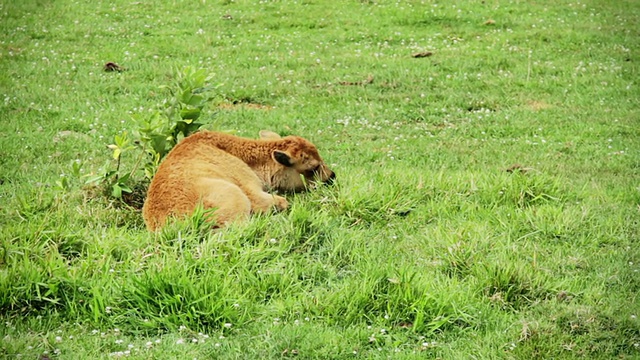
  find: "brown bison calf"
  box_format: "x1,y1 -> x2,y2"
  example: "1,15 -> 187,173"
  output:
142,130 -> 335,231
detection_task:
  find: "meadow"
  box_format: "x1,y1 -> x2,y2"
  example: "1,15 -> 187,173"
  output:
1,0 -> 639,358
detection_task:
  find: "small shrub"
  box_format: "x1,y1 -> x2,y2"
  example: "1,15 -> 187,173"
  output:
84,67 -> 220,207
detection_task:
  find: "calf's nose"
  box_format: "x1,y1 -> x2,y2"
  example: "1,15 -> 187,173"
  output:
325,171 -> 336,185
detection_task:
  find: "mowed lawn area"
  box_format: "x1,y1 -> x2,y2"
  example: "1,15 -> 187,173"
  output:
1,0 -> 639,358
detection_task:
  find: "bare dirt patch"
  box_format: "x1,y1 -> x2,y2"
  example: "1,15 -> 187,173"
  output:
218,101 -> 273,110
526,100 -> 552,111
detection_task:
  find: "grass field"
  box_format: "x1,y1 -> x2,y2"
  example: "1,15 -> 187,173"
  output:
1,0 -> 639,358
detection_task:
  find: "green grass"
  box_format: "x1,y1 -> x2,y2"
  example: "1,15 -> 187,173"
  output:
1,0 -> 639,358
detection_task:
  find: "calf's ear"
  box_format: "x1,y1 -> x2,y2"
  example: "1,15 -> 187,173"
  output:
259,130 -> 282,140
272,150 -> 293,167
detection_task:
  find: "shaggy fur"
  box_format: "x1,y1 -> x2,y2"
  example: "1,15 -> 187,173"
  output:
142,130 -> 335,231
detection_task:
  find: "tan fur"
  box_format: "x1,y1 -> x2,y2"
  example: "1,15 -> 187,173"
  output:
142,130 -> 335,231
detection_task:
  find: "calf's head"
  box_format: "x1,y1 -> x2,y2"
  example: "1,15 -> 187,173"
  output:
260,130 -> 335,192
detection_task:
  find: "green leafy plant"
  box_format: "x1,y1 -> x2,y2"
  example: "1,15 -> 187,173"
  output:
82,132 -> 136,201
136,67 -> 219,179
85,67 -> 220,204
